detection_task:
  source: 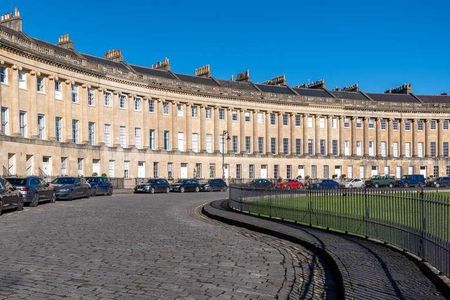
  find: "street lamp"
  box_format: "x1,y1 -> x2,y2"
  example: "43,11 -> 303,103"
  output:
222,130 -> 230,179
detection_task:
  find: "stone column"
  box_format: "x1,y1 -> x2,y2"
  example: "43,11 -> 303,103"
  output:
143,98 -> 149,148
350,117 -> 355,156
171,101 -> 177,151
97,88 -> 104,145
398,119 -> 402,157
240,109 -> 245,153
437,119 -> 441,157
226,108 -> 232,152
375,118 -> 379,157
363,117 -> 368,156
411,119 -> 415,157
339,116 -> 343,156
424,119 -> 429,157
64,80 -> 72,142
290,113 -> 295,155
81,84 -> 89,144
253,110 -> 258,154
112,92 -> 120,147
277,112 -> 283,154
46,76 -> 56,141
128,95 -> 135,148
9,65 -> 19,135
157,100 -> 164,150
200,105 -> 206,152
326,115 -> 331,155
303,114 -> 308,154
314,115 -> 319,155
28,71 -> 37,138
387,119 -> 391,157
265,111 -> 270,154
186,103 -> 192,151
213,106 -> 219,152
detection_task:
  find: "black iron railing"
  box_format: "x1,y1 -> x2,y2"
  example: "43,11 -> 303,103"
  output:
229,185 -> 450,278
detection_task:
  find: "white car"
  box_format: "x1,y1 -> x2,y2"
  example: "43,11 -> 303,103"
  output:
343,178 -> 365,189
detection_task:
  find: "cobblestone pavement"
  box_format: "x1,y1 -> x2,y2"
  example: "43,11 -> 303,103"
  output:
0,192 -> 332,299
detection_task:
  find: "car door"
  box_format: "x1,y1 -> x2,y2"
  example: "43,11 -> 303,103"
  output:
81,178 -> 89,196
29,178 -> 42,200
2,179 -> 17,207
39,178 -> 51,200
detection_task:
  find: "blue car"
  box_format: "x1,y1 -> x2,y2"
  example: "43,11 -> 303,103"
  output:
85,176 -> 113,196
397,174 -> 425,188
311,179 -> 340,190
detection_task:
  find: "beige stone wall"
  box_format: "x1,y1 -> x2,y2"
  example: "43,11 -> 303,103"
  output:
1,48 -> 450,180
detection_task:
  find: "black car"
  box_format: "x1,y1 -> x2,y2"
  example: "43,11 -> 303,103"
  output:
5,176 -> 55,206
85,176 -> 113,196
134,179 -> 170,194
51,177 -> 91,200
200,178 -> 228,192
248,179 -> 275,190
170,179 -> 201,193
0,177 -> 24,215
426,176 -> 450,188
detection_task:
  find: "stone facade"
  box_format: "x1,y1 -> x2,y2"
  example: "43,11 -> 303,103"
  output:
0,12 -> 450,180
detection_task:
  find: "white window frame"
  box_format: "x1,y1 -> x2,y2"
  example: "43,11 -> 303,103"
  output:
19,71 -> 27,89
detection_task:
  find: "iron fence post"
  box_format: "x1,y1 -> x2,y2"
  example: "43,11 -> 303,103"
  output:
420,187 -> 426,260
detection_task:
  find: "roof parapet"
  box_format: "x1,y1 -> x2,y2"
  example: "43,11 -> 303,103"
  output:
341,84 -> 359,92
262,75 -> 287,86
104,49 -> 123,62
57,34 -> 74,50
296,79 -> 326,89
151,57 -> 170,71
0,7 -> 22,32
195,64 -> 211,78
385,83 -> 412,94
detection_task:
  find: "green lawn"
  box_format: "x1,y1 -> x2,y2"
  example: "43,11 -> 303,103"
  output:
242,190 -> 450,242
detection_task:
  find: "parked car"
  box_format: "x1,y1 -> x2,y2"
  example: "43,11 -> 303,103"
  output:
134,179 -> 171,194
5,176 -> 55,206
200,179 -> 228,192
397,174 -> 425,188
365,175 -> 397,188
170,179 -> 201,193
85,176 -> 113,196
310,179 -> 340,190
248,179 -> 275,190
276,179 -> 303,190
342,178 -> 365,189
0,177 -> 24,215
51,177 -> 91,200
426,176 -> 450,188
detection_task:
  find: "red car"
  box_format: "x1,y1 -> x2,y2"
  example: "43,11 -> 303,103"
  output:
276,179 -> 303,190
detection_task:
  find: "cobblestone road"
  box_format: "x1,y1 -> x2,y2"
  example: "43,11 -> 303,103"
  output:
0,192 -> 331,299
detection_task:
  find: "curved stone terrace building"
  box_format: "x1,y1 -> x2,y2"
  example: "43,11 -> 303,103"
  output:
1,8 -> 450,180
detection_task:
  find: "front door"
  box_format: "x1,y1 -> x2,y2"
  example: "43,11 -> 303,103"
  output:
260,165 -> 267,179
420,166 -> 427,177
138,162 -> 146,178
180,164 -> 188,179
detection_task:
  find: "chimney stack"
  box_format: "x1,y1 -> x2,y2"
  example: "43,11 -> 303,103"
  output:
262,75 -> 287,86
296,79 -> 326,89
151,57 -> 170,71
234,70 -> 250,82
57,34 -> 74,50
385,83 -> 412,95
342,84 -> 359,92
195,64 -> 211,78
0,7 -> 22,31
104,49 -> 123,62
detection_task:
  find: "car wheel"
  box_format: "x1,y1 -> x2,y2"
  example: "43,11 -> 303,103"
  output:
435,183 -> 440,188
166,187 -> 170,193
30,193 -> 39,207
389,183 -> 393,188
92,188 -> 97,197
50,192 -> 56,203
195,186 -> 200,193
107,188 -> 113,196
67,191 -> 73,201
180,187 -> 185,193
85,190 -> 90,198
403,183 -> 409,188
150,187 -> 155,194
16,197 -> 24,211
374,184 -> 379,188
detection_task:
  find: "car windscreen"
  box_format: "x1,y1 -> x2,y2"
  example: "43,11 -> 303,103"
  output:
6,178 -> 27,186
86,177 -> 98,182
52,178 -> 76,185
147,179 -> 158,184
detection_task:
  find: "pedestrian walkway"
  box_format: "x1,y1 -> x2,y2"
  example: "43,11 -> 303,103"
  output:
203,200 -> 449,300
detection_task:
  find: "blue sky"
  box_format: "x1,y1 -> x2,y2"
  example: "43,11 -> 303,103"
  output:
3,0 -> 450,94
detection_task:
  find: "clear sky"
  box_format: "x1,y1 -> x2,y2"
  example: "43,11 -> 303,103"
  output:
3,0 -> 450,94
